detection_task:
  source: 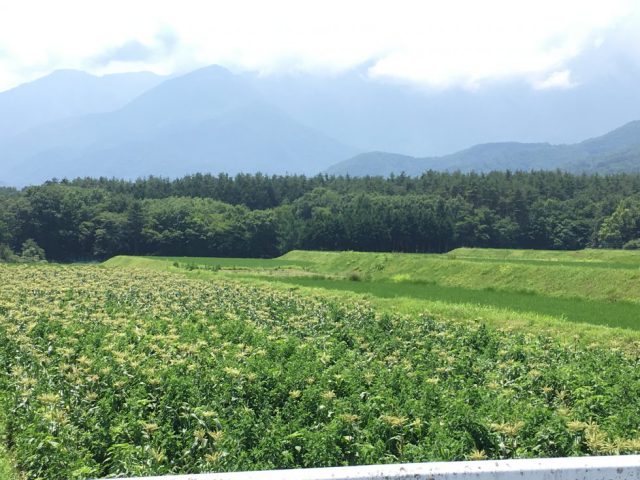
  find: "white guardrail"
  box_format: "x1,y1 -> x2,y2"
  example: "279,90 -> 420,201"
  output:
102,455 -> 640,480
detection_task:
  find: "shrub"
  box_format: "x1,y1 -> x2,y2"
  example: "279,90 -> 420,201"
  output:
20,239 -> 46,262
348,271 -> 362,281
0,244 -> 17,263
623,238 -> 640,250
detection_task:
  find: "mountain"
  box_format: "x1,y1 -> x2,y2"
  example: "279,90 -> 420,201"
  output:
248,60 -> 640,157
1,66 -> 357,186
325,121 -> 640,176
3,56 -> 640,185
0,69 -> 163,140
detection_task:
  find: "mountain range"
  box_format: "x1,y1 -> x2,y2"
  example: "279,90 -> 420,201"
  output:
0,66 -> 356,186
326,121 -> 640,176
0,69 -> 163,141
1,63 -> 640,186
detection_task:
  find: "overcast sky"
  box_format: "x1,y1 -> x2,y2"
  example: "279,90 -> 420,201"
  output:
0,0 -> 639,92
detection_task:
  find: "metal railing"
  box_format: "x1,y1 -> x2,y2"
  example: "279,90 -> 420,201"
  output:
104,455 -> 640,480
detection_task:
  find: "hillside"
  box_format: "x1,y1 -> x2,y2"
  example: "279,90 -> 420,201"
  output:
0,69 -> 163,141
0,66 -> 357,186
326,121 -> 640,176
3,65 -> 640,185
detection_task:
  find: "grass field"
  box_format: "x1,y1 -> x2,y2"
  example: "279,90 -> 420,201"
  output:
3,263 -> 640,480
279,250 -> 640,303
0,449 -> 16,480
246,276 -> 640,330
104,248 -> 640,336
107,247 -> 640,303
448,247 -> 640,265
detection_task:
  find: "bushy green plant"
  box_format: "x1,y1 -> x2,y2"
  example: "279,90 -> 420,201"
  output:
20,239 -> 46,262
623,239 -> 640,250
347,271 -> 362,281
1,265 -> 640,479
0,244 -> 17,263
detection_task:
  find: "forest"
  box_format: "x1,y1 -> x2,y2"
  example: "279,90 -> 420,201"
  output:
1,170 -> 640,262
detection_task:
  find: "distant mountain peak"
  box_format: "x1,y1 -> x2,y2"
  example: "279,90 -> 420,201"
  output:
0,65 -> 358,186
185,64 -> 234,77
46,69 -> 94,78
0,68 -> 163,141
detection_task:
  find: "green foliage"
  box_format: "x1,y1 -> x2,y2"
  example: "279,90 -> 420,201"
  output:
0,244 -> 18,263
20,239 -> 46,262
623,239 -> 640,250
598,198 -> 640,248
2,265 -> 640,480
4,171 -> 640,261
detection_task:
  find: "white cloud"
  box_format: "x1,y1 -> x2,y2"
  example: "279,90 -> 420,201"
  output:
533,70 -> 577,90
0,0 -> 637,91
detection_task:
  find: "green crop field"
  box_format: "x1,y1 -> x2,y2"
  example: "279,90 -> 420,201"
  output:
3,263 -> 640,480
4,248 -> 640,479
104,248 -> 640,337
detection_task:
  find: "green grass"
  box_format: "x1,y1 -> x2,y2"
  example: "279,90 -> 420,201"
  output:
105,248 -> 640,343
448,247 -> 640,264
0,450 -> 17,480
0,400 -> 18,480
280,250 -> 640,303
242,275 -> 640,331
134,266 -> 640,348
445,247 -> 640,270
152,256 -> 313,269
105,255 -> 313,272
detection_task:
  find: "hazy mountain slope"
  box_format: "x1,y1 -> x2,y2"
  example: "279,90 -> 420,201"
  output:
3,61 -> 640,184
326,121 -> 640,176
325,151 -> 437,177
0,70 -> 163,140
578,120 -> 640,155
568,146 -> 640,173
1,66 -> 357,185
250,65 -> 640,157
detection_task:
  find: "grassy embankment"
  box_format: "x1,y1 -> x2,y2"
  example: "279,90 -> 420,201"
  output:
104,248 -> 640,346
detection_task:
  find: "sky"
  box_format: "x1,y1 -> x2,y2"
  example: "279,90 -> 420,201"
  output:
0,0 -> 639,92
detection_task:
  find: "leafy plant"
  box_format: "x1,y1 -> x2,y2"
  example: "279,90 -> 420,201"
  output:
1,265 -> 640,479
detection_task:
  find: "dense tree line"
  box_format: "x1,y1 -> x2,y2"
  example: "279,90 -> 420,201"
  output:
1,170 -> 640,261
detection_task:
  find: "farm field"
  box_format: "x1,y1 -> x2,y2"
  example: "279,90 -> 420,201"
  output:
104,248 -> 640,336
278,250 -> 640,303
108,248 -> 640,303
3,261 -> 640,479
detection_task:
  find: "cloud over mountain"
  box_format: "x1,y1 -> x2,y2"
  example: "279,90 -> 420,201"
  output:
0,0 -> 638,91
